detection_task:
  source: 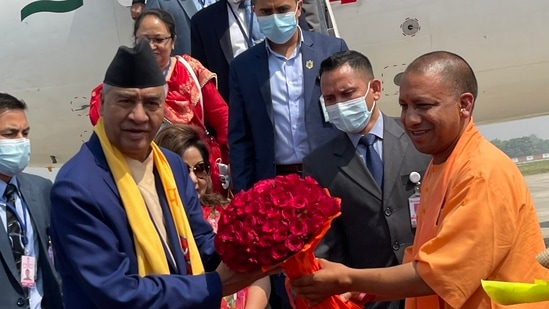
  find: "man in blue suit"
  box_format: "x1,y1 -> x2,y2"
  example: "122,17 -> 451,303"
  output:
191,0 -> 325,102
50,39 -> 266,308
228,0 -> 348,193
228,0 -> 347,306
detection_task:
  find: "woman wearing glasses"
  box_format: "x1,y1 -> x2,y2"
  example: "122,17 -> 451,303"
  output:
155,124 -> 271,309
89,8 -> 229,196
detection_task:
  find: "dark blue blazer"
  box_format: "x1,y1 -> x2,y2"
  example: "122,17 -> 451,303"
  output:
191,0 -> 313,103
228,31 -> 348,192
50,134 -> 221,308
191,0 -> 233,102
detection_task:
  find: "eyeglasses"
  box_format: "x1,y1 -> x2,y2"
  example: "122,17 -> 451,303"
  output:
136,36 -> 172,46
187,162 -> 210,179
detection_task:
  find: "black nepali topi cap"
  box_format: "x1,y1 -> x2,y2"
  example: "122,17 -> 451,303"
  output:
103,39 -> 165,88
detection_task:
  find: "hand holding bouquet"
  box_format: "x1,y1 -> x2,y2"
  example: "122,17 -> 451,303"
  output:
215,174 -> 362,308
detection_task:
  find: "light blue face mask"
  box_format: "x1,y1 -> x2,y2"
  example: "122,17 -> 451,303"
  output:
0,138 -> 31,177
323,83 -> 375,133
256,4 -> 299,44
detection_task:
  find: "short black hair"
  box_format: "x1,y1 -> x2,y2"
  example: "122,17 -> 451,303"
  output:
133,9 -> 176,40
405,51 -> 478,99
318,50 -> 375,84
0,93 -> 28,113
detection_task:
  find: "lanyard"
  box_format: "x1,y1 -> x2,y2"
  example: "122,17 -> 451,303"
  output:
227,2 -> 253,48
2,195 -> 29,248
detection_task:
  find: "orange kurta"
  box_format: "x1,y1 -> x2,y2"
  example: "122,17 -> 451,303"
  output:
404,120 -> 549,309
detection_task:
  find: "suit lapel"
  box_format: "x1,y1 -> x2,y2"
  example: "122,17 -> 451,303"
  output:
1,174 -> 50,290
254,44 -> 274,123
301,32 -> 317,112
0,210 -> 19,282
177,0 -> 198,19
334,134 -> 382,200
381,115 -> 406,202
215,1 -> 234,64
88,134 -> 122,198
19,177 -> 49,251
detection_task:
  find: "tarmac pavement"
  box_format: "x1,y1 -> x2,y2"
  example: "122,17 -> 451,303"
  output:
526,172 -> 549,247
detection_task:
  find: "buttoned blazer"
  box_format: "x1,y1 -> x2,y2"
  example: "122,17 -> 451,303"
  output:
304,115 -> 431,267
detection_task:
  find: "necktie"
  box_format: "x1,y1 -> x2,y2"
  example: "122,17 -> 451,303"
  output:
360,134 -> 384,188
241,0 -> 264,46
4,183 -> 24,271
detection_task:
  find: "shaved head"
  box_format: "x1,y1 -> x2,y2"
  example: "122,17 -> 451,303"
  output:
404,51 -> 478,102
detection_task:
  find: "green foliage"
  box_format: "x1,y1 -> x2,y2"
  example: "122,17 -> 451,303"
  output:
490,134 -> 549,158
517,160 -> 549,176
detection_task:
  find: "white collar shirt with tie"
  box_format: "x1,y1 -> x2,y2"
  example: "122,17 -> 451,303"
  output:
347,110 -> 385,165
227,0 -> 264,58
0,176 -> 43,309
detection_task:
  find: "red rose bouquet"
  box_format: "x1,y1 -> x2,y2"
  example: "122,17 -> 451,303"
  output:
215,174 -> 362,308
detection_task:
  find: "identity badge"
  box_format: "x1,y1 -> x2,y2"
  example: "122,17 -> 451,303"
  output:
20,255 -> 36,287
408,171 -> 421,228
408,194 -> 420,228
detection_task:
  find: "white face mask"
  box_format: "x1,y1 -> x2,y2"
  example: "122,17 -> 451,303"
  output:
0,138 -> 31,177
256,4 -> 299,44
323,83 -> 375,133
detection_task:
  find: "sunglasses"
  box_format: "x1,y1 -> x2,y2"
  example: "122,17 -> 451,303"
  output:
187,162 -> 210,179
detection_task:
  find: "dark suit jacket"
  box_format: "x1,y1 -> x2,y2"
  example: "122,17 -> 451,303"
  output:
191,0 -> 233,102
50,134 -> 221,308
191,0 -> 325,103
0,173 -> 63,309
228,31 -> 348,193
303,115 -> 431,309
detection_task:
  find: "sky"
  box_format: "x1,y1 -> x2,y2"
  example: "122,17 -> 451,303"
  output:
477,115 -> 549,142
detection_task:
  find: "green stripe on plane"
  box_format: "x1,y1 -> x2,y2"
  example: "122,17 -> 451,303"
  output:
21,0 -> 83,21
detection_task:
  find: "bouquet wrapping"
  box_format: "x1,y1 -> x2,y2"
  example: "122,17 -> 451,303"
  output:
215,174 -> 362,308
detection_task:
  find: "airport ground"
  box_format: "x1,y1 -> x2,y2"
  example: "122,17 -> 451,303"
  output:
527,172 -> 549,246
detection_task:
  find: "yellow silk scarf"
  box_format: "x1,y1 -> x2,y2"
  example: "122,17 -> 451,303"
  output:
94,117 -> 204,276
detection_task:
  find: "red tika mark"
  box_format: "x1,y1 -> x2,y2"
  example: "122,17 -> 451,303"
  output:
330,0 -> 357,3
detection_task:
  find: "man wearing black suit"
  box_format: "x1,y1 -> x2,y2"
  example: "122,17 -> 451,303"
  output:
191,0 -> 323,102
0,93 -> 63,309
303,51 -> 431,309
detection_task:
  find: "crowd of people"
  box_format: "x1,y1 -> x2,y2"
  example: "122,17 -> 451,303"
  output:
1,0 -> 549,308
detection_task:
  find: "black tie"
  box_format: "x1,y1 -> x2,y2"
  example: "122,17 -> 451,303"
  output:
4,183 -> 24,271
360,134 -> 384,189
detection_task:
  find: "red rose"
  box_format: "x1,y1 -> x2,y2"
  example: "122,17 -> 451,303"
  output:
289,219 -> 307,236
215,175 -> 341,272
285,234 -> 304,252
272,243 -> 290,260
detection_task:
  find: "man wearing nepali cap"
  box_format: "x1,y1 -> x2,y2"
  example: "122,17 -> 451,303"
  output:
49,39 -> 266,308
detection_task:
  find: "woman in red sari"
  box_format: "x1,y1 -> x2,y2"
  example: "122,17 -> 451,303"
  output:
89,8 -> 228,194
155,124 -> 270,309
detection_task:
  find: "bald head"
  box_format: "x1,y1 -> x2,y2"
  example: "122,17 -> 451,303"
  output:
405,51 -> 478,102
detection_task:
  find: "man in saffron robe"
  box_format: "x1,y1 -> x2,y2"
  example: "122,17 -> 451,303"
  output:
290,51 -> 549,308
